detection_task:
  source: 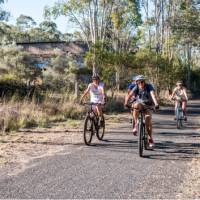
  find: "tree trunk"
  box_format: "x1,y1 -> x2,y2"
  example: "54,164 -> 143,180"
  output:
74,75 -> 79,99
186,43 -> 191,89
115,70 -> 120,91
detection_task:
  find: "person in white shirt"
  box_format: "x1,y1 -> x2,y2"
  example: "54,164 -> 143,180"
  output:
80,74 -> 106,124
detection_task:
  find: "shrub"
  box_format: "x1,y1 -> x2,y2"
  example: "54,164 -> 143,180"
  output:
105,97 -> 124,113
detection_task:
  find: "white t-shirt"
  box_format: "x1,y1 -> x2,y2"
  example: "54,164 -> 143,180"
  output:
88,83 -> 104,103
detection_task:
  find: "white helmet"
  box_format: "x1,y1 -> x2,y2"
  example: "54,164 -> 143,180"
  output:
135,75 -> 145,81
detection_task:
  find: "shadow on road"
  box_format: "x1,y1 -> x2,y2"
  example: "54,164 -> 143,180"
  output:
144,139 -> 200,161
88,138 -> 138,154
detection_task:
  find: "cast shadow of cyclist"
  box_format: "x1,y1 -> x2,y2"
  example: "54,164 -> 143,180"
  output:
88,138 -> 138,154
143,139 -> 200,161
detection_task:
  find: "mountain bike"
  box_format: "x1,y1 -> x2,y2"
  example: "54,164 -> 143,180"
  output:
82,103 -> 105,145
127,104 -> 154,157
175,99 -> 184,129
137,107 -> 152,157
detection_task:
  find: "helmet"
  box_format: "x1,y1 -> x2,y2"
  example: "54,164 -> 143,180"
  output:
176,81 -> 183,85
135,75 -> 145,81
92,73 -> 100,80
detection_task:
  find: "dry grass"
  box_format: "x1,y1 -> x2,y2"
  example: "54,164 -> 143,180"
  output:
0,98 -> 85,133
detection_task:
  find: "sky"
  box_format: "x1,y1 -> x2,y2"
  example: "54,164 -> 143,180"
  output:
2,0 -> 74,33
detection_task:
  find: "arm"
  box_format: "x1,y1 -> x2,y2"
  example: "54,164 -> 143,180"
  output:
150,91 -> 159,106
125,90 -> 134,106
80,85 -> 90,103
100,82 -> 107,103
183,88 -> 188,101
170,88 -> 177,100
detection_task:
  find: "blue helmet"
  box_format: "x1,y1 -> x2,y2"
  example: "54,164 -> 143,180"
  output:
132,75 -> 137,81
135,75 -> 145,81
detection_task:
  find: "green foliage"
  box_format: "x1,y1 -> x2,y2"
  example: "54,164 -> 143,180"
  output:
133,48 -> 186,89
170,3 -> 200,44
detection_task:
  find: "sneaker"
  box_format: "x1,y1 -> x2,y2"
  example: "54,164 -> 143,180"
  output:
148,139 -> 155,148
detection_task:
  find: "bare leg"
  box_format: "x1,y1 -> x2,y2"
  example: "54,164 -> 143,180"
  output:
182,101 -> 187,116
133,103 -> 142,133
145,114 -> 152,140
96,105 -> 103,118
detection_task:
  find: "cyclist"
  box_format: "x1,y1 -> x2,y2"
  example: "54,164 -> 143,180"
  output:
170,81 -> 188,121
124,75 -> 159,147
80,74 -> 106,125
128,76 -> 137,94
127,76 -> 137,124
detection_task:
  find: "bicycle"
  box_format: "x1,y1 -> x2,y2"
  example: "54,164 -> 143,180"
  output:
137,107 -> 153,157
82,102 -> 105,145
174,98 -> 184,129
126,104 -> 154,157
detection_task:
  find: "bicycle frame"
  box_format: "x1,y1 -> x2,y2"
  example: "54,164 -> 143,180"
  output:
82,102 -> 105,145
138,109 -> 149,157
85,103 -> 99,129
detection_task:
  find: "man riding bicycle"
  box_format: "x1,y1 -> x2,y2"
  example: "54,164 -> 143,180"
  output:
170,81 -> 188,121
127,75 -> 138,124
124,75 -> 159,147
80,74 -> 106,126
128,76 -> 137,94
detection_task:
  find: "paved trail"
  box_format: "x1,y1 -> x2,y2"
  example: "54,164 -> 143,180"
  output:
0,100 -> 199,199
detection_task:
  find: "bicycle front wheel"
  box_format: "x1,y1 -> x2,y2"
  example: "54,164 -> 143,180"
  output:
144,125 -> 148,150
138,122 -> 144,157
83,116 -> 94,145
176,109 -> 181,129
96,116 -> 105,140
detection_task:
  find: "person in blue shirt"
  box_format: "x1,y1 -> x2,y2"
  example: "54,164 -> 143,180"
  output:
127,76 -> 137,124
127,76 -> 137,95
125,75 -> 159,148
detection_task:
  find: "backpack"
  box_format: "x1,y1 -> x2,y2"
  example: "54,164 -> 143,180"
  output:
134,84 -> 154,105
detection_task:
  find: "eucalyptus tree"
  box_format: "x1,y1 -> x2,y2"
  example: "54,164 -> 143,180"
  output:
168,0 -> 200,88
16,15 -> 37,31
44,0 -> 115,73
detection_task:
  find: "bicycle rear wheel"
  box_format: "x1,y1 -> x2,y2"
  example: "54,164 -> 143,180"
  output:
83,116 -> 94,145
138,122 -> 144,157
96,116 -> 105,140
144,125 -> 148,150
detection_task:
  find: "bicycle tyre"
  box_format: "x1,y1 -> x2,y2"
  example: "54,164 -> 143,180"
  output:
144,124 -> 148,150
96,116 -> 105,140
83,116 -> 94,145
138,122 -> 144,157
176,108 -> 180,129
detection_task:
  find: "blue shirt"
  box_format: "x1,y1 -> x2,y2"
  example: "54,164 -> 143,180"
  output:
132,84 -> 155,105
128,83 -> 136,91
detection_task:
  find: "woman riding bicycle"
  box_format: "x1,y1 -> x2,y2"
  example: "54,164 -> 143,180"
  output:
170,81 -> 188,121
80,74 -> 106,126
124,75 -> 159,148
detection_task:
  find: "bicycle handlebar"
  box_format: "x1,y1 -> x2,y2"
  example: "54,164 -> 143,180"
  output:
80,102 -> 105,106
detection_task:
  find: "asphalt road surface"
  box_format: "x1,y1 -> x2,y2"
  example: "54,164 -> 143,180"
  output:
0,100 -> 200,199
